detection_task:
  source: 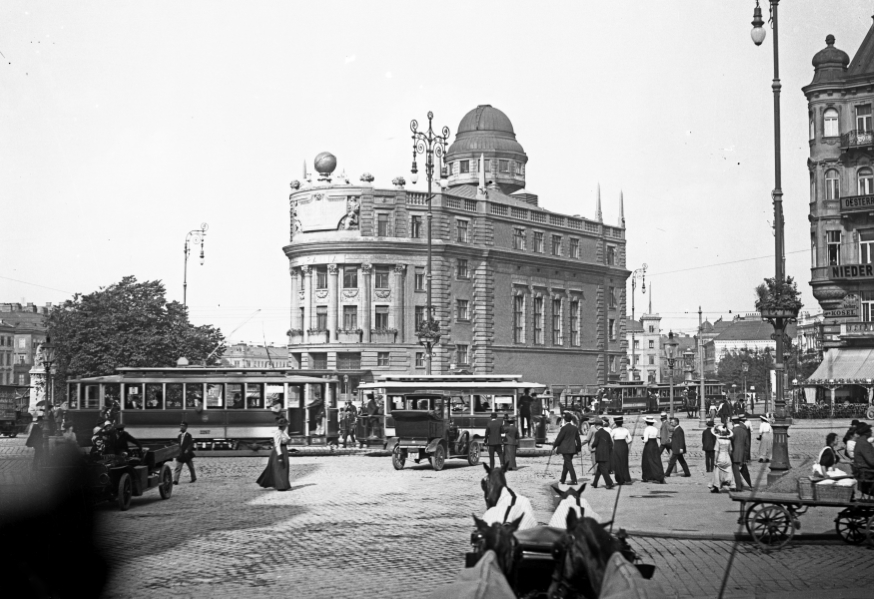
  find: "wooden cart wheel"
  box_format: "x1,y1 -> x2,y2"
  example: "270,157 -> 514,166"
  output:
432,444 -> 446,471
467,441 -> 480,466
749,504 -> 794,550
117,473 -> 132,511
743,502 -> 762,537
158,464 -> 173,499
391,446 -> 405,470
835,507 -> 869,545
866,514 -> 874,547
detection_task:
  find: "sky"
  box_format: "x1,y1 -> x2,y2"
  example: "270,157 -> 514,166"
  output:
2,1 -> 873,345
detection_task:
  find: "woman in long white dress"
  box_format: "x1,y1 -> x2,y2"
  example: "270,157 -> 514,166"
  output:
757,414 -> 773,462
709,425 -> 735,493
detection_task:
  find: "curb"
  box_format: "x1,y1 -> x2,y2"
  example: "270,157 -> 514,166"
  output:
624,529 -> 843,542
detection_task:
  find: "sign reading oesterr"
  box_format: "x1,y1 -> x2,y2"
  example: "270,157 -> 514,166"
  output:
841,195 -> 874,212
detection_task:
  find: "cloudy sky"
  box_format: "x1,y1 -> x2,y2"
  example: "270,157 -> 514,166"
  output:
1,1 -> 871,345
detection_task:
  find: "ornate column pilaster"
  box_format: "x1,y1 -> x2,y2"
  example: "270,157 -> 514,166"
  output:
301,265 -> 312,344
290,267 -> 302,333
328,264 -> 339,341
362,263 -> 373,343
393,264 -> 406,343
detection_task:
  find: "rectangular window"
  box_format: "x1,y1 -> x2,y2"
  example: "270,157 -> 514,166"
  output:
648,339 -> 654,349
411,216 -> 422,239
857,104 -> 872,132
343,267 -> 358,288
456,219 -> 469,243
499,159 -> 509,173
552,298 -> 563,345
377,213 -> 390,237
457,259 -> 469,279
84,385 -> 100,410
825,170 -> 840,200
610,356 -> 617,373
863,291 -> 874,322
227,383 -> 244,409
551,235 -> 562,256
861,231 -> 874,264
485,159 -> 491,172
648,325 -> 654,333
415,306 -> 426,328
267,384 -> 286,410
343,305 -> 358,329
533,232 -> 544,253
415,352 -> 425,368
145,383 -> 164,410
315,306 -> 328,330
609,286 -> 617,309
570,299 -> 580,346
375,305 -> 389,329
377,352 -> 390,367
606,245 -> 616,266
18,338 -> 25,349
17,354 -> 26,364
414,268 -> 425,291
513,228 -> 526,250
315,267 -> 328,290
68,385 -> 79,409
825,110 -> 840,137
375,267 -> 390,288
812,232 -> 818,268
827,230 -> 842,266
570,238 -> 580,258
633,339 -> 640,349
649,355 -> 655,365
246,383 -> 264,409
459,160 -> 470,174
457,299 -> 470,321
514,295 -> 525,343
609,318 -> 616,341
456,344 -> 470,364
185,383 -> 203,409
310,352 -> 328,369
206,383 -> 224,408
534,296 -> 544,345
124,384 -> 143,410
337,352 -> 361,370
164,383 -> 183,409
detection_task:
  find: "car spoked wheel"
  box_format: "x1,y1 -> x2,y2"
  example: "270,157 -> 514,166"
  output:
159,464 -> 173,499
117,473 -> 132,511
467,441 -> 480,466
392,446 -> 405,470
432,444 -> 446,471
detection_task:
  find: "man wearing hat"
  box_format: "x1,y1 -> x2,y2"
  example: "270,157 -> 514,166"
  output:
484,412 -> 505,470
590,418 -> 615,489
174,422 -> 197,484
740,414 -> 752,465
658,412 -> 673,456
502,415 -> 519,470
664,417 -> 691,477
853,422 -> 874,495
717,396 -> 732,426
730,416 -> 752,490
111,423 -> 143,456
702,420 -> 717,473
552,413 -> 582,485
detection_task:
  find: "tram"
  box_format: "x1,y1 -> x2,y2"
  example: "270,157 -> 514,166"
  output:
65,367 -> 339,448
599,379 -> 725,414
356,374 -> 546,448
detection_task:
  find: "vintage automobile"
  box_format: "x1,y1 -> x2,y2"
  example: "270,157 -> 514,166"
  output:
86,444 -> 180,510
388,393 -> 480,471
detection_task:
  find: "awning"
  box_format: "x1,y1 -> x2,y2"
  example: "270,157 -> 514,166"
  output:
805,348 -> 874,384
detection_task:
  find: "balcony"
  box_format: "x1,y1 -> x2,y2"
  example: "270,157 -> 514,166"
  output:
840,129 -> 874,151
839,194 -> 874,216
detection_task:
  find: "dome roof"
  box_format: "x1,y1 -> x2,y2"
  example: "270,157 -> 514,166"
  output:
812,35 -> 849,69
447,105 -> 526,156
457,105 -> 515,135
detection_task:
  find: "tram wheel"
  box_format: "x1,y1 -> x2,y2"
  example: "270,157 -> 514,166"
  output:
749,504 -> 794,551
391,446 -> 405,470
835,507 -> 869,545
432,444 -> 446,471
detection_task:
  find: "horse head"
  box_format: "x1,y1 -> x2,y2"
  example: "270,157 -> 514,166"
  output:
481,462 -> 509,509
552,483 -> 587,504
472,514 -> 523,582
547,510 -> 621,599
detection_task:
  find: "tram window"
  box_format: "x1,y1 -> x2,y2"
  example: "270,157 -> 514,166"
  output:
246,384 -> 264,409
185,384 -> 203,409
388,395 -> 403,412
68,385 -> 79,409
268,384 -> 286,409
206,383 -> 224,408
451,395 -> 468,413
228,383 -> 244,409
105,384 -> 120,407
166,384 -> 184,409
145,384 -> 163,409
124,384 -> 143,410
85,385 -> 100,410
494,395 -> 513,412
473,395 -> 493,413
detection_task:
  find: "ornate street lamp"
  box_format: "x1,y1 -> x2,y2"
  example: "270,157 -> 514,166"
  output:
183,223 -> 208,308
742,360 -> 749,413
40,337 -> 56,437
410,111 -> 450,375
628,264 -> 647,381
664,331 -> 680,418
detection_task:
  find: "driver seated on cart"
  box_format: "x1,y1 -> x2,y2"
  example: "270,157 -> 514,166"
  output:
111,423 -> 144,457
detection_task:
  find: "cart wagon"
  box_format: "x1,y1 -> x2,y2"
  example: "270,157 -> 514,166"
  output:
86,444 -> 180,510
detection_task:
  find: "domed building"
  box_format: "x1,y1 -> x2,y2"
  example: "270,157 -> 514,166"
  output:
283,106 -> 629,392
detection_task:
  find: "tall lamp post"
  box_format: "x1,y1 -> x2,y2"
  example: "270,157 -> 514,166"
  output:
629,264 -> 647,381
742,361 -> 749,413
664,331 -> 680,419
183,223 -> 209,308
750,0 -> 795,483
40,338 -> 56,438
410,111 -> 450,375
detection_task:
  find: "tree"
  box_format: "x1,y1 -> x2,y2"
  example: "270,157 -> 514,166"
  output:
45,276 -> 226,395
715,348 -> 773,398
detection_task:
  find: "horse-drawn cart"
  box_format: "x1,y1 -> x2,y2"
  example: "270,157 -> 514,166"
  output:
388,394 -> 479,471
86,444 -> 180,510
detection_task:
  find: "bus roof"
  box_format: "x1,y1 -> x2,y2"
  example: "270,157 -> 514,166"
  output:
358,381 -> 545,391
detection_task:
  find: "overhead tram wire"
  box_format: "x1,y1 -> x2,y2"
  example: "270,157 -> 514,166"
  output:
646,249 -> 807,278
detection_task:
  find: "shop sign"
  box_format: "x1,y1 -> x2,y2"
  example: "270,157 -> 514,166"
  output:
841,194 -> 874,214
843,322 -> 874,335
825,308 -> 858,318
830,264 -> 874,280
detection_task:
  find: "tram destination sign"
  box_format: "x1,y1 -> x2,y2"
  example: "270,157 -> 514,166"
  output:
830,264 -> 874,280
840,194 -> 874,214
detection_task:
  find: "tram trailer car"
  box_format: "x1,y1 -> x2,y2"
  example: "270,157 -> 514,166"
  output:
0,384 -> 31,437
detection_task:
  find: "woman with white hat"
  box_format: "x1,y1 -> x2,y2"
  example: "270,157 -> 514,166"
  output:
757,414 -> 773,463
709,424 -> 736,493
257,418 -> 292,491
640,416 -> 665,484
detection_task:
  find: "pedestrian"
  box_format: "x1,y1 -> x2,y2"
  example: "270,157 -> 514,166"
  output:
664,418 -> 691,477
740,414 -> 752,465
340,400 -> 357,448
853,422 -> 874,495
590,418 -> 615,489
640,416 -> 666,484
585,413 -> 597,467
257,418 -> 291,491
814,432 -> 842,477
708,401 -> 718,422
484,412 -> 505,470
709,424 -> 736,493
757,414 -> 773,463
518,388 -> 533,438
717,397 -> 731,426
730,416 -> 752,491
62,421 -> 78,447
702,420 -> 717,473
658,412 -> 672,456
610,416 -> 632,485
503,415 -> 519,471
174,422 -> 197,484
111,423 -> 143,456
552,413 -> 582,485
25,417 -> 46,472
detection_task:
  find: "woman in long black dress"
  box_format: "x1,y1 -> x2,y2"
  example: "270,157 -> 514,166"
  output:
610,416 -> 633,485
640,416 -> 665,484
257,418 -> 291,491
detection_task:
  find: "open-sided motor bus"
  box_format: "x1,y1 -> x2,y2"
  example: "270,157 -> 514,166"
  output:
356,374 -> 546,449
65,367 -> 339,448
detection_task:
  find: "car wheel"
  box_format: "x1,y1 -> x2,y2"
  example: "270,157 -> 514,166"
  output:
158,464 -> 173,499
432,444 -> 446,471
392,446 -> 405,470
467,441 -> 480,466
117,473 -> 132,511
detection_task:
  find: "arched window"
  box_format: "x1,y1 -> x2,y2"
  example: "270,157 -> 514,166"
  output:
825,169 -> 840,200
809,113 -> 815,140
824,108 -> 840,137
858,167 -> 873,195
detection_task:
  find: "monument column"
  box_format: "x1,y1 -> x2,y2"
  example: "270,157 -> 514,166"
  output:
393,264 -> 406,343
301,265 -> 312,343
362,263 -> 373,343
328,264 -> 339,341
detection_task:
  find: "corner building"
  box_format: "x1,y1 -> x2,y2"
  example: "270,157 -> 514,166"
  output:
284,106 -> 629,385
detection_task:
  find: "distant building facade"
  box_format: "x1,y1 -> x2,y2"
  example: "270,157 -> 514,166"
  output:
221,342 -> 289,369
703,315 -> 796,375
0,303 -> 49,387
284,105 -> 630,385
626,308 -> 662,383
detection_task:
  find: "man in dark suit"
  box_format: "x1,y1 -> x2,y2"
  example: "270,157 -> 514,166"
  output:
717,398 -> 732,426
853,422 -> 874,495
484,412 -> 505,470
731,416 -> 752,490
702,420 -> 717,472
658,413 -> 672,455
518,389 -> 534,438
111,424 -> 143,455
174,422 -> 197,484
665,418 -> 691,477
552,413 -> 582,485
590,418 -> 614,489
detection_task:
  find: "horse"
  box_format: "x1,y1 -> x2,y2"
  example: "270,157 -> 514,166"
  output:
547,510 -> 622,599
548,484 -> 604,527
471,514 -> 524,587
480,463 -> 538,530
